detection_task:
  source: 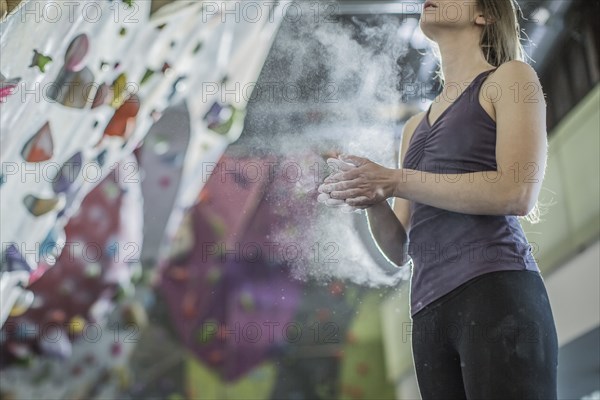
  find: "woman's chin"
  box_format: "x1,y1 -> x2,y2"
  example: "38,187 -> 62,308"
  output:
418,22 -> 436,41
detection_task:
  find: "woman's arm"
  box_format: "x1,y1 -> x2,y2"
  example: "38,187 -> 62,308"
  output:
364,201 -> 410,266
321,61 -> 548,216
363,113 -> 422,266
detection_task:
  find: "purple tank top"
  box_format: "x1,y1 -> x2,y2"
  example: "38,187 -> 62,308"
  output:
402,68 -> 540,318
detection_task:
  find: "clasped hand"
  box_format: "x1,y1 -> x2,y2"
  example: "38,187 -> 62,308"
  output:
318,154 -> 398,209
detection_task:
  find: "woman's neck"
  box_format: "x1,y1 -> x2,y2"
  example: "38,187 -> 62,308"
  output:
436,30 -> 494,86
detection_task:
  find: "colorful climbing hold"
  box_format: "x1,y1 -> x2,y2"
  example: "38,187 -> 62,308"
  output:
84,262 -> 102,278
111,342 -> 122,356
47,309 -> 67,324
21,122 -> 54,162
52,152 -> 83,193
140,68 -> 155,86
3,244 -> 33,273
0,75 -> 20,102
64,34 -> 90,73
110,73 -> 129,108
8,290 -> 34,317
92,83 -> 109,108
23,194 -> 62,216
29,49 -> 53,73
68,315 -> 87,335
96,149 -> 108,166
104,94 -> 140,140
182,291 -> 197,319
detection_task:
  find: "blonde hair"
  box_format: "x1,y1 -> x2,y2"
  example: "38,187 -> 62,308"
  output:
479,0 -> 528,66
431,0 -> 546,224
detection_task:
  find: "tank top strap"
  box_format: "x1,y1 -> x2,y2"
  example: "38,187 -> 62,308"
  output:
474,67 -> 498,88
463,67 -> 498,106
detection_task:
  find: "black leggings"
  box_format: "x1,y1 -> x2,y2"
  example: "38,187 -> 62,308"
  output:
411,270 -> 559,400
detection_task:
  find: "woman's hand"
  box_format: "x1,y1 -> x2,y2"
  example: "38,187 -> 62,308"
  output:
318,154 -> 399,208
317,157 -> 361,213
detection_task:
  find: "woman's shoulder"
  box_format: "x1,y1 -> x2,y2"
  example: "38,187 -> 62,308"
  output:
487,61 -> 545,105
496,59 -> 536,71
489,60 -> 541,84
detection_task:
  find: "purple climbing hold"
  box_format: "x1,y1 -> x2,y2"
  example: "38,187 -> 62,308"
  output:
52,152 -> 83,193
3,244 -> 33,273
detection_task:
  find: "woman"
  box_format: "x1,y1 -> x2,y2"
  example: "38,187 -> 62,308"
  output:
318,0 -> 559,398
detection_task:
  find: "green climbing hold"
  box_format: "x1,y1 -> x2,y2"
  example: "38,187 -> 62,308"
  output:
30,50 -> 52,73
140,69 -> 155,85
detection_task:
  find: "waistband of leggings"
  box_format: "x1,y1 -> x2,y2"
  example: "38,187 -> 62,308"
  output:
411,269 -> 542,320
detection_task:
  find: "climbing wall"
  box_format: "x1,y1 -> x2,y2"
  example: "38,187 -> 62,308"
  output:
0,1 -> 288,398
